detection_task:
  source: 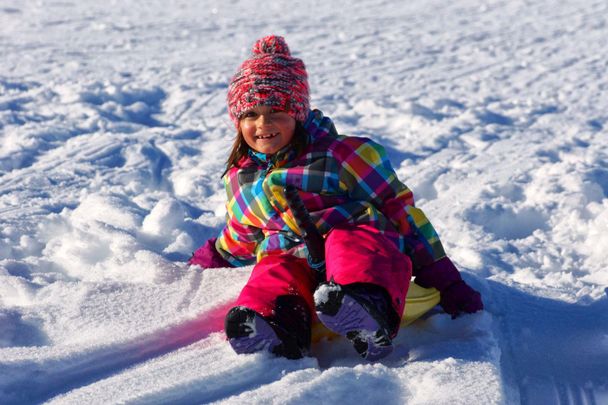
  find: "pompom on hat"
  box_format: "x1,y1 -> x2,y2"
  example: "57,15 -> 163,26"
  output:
227,35 -> 310,127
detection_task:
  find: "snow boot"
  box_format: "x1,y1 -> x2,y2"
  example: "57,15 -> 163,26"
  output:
225,296 -> 311,360
314,282 -> 398,361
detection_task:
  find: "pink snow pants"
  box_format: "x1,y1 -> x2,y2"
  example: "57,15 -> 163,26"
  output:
235,224 -> 412,322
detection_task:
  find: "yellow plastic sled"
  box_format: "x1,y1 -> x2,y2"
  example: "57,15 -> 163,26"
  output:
311,281 -> 440,343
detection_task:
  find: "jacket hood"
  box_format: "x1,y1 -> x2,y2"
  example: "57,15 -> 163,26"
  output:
302,109 -> 338,143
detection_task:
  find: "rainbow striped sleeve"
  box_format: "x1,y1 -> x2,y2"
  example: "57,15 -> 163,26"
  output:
336,136 -> 446,263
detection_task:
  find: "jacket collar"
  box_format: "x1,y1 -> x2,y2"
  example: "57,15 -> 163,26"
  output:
247,145 -> 296,169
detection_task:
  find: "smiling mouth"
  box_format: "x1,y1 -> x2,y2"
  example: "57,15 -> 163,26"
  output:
256,132 -> 279,140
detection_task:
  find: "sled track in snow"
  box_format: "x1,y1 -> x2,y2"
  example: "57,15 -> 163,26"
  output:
492,281 -> 608,405
1,303 -> 231,405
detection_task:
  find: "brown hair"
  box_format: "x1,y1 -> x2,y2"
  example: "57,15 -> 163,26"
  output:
222,122 -> 308,177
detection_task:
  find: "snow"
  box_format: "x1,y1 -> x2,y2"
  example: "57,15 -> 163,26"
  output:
1,0 -> 607,403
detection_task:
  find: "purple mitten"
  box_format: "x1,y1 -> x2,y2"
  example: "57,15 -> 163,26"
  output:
414,257 -> 462,291
188,238 -> 232,269
439,280 -> 484,318
414,257 -> 483,317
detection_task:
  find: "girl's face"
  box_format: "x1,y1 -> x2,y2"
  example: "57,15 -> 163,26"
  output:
239,106 -> 296,155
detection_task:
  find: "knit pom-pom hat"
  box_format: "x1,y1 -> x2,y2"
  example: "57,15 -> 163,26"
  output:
227,35 -> 310,127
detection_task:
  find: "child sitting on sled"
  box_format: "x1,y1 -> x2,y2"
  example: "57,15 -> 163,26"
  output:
189,35 -> 483,361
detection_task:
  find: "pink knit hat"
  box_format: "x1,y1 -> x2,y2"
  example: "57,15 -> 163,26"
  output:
227,35 -> 310,127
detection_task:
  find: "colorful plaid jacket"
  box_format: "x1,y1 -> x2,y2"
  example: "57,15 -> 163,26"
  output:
215,109 -> 446,270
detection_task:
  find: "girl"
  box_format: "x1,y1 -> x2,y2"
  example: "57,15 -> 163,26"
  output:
189,35 -> 483,361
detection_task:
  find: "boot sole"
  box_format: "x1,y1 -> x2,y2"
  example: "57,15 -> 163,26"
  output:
316,288 -> 393,361
225,307 -> 282,354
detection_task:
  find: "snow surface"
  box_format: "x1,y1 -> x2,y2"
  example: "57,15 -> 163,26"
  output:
1,0 -> 607,403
